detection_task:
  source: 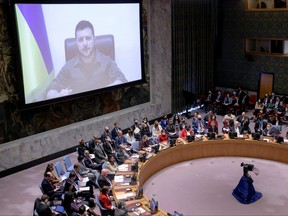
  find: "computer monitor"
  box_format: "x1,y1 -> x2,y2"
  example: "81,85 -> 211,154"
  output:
150,198 -> 158,214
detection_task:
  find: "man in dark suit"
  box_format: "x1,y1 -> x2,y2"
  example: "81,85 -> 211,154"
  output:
41,173 -> 63,201
254,117 -> 267,135
83,150 -> 103,172
93,138 -> 108,164
111,122 -> 121,141
263,123 -> 281,137
35,195 -> 61,216
97,168 -> 113,190
64,171 -> 94,201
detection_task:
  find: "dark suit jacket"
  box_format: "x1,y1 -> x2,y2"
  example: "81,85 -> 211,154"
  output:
97,175 -> 112,189
83,156 -> 102,171
263,126 -> 281,137
41,178 -> 55,197
93,144 -> 107,164
254,120 -> 267,134
36,202 -> 55,216
111,127 -> 121,140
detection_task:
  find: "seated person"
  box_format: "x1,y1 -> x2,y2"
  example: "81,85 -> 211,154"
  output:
64,171 -> 94,201
114,130 -> 128,151
222,119 -> 231,134
254,116 -> 267,135
207,114 -> 218,134
176,124 -> 194,145
139,135 -> 159,153
102,135 -> 116,157
77,138 -> 88,156
151,120 -> 163,140
158,129 -> 169,150
193,114 -> 206,135
140,122 -> 151,138
35,194 -> 64,216
93,138 -> 108,164
73,163 -> 98,188
83,150 -> 102,172
124,128 -> 136,146
230,121 -> 242,136
97,169 -> 113,190
115,145 -> 130,165
44,163 -> 61,187
63,192 -> 82,216
41,173 -> 63,201
262,123 -> 281,137
105,155 -> 118,175
99,186 -> 116,215
166,119 -> 179,139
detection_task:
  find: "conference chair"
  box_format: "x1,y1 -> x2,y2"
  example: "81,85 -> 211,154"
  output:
65,34 -> 115,61
63,155 -> 74,172
54,161 -> 70,179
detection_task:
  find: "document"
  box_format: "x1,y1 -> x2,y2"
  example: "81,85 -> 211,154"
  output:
118,164 -> 129,171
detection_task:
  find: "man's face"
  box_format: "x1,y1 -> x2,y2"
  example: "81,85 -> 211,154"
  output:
76,27 -> 95,58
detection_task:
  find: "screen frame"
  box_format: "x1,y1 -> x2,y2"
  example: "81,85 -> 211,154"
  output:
10,0 -> 146,110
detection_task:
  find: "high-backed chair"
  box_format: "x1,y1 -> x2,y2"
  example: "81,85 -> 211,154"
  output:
54,162 -> 70,179
63,155 -> 74,172
65,34 -> 115,61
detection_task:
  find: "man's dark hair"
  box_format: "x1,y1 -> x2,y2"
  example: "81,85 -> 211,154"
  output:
78,205 -> 86,214
75,20 -> 95,37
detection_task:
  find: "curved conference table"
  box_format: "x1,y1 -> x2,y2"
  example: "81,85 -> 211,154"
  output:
114,139 -> 288,215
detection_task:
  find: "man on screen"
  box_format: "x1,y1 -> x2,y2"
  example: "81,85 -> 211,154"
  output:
46,20 -> 127,99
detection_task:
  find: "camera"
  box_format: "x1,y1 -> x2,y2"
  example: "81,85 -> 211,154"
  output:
240,162 -> 254,171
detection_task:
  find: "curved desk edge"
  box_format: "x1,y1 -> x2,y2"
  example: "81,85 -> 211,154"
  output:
138,140 -> 288,186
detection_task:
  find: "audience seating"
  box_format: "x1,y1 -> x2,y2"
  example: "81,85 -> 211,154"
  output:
63,155 -> 74,172
54,162 -> 70,179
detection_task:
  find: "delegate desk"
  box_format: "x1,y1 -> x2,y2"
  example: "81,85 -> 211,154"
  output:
113,139 -> 288,215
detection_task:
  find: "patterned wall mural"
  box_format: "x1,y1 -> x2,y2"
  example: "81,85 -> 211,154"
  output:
0,4 -> 150,144
216,0 -> 288,95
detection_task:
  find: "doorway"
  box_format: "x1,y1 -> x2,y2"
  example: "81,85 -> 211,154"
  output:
258,72 -> 274,99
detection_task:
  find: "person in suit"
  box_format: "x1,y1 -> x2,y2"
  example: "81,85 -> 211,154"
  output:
100,126 -> 112,143
83,150 -> 102,172
93,138 -> 108,164
41,173 -> 63,201
237,112 -> 251,135
64,171 -> 94,201
254,116 -> 267,135
102,135 -> 116,157
111,122 -> 121,141
114,130 -> 128,151
193,115 -> 206,135
262,123 -> 281,137
36,194 -> 62,216
97,169 -> 113,190
77,138 -> 88,157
